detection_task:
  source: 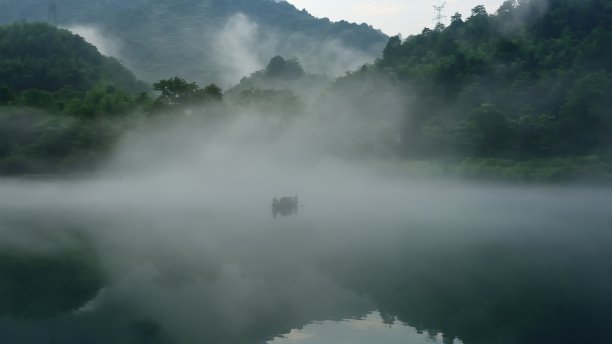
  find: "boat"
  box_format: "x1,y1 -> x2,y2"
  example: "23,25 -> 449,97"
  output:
272,196 -> 298,218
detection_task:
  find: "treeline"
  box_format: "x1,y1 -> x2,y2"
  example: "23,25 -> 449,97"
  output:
4,1 -> 612,181
0,77 -> 222,175
0,22 -> 224,175
0,22 -> 146,92
349,0 -> 612,165
0,22 -> 152,120
0,0 -> 387,84
0,23 -> 138,174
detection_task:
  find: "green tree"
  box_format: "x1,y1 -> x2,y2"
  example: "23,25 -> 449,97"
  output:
20,89 -> 56,110
153,77 -> 200,106
151,77 -> 224,112
558,73 -> 612,152
382,36 -> 402,65
0,85 -> 15,105
450,12 -> 463,26
471,5 -> 488,17
264,56 -> 305,80
0,22 -> 145,93
200,84 -> 223,101
468,104 -> 511,155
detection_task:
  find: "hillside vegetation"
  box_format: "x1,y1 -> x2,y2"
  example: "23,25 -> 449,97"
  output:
337,0 -> 612,180
1,1 -> 612,182
0,23 -> 150,174
0,0 -> 387,85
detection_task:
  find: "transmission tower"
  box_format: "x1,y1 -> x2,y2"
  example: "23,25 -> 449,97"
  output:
433,2 -> 447,27
48,0 -> 58,25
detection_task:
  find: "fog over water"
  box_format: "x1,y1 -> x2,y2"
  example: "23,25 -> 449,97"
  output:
66,12 -> 380,88
1,108 -> 611,343
2,10 -> 612,342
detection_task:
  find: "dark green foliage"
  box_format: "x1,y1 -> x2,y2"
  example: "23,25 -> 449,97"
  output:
228,56 -> 330,108
468,103 -> 511,155
153,77 -> 200,106
202,84 -> 223,102
0,0 -> 387,84
65,86 -> 150,118
19,89 -> 55,110
0,85 -> 15,105
557,73 -> 612,153
0,22 -> 147,92
362,0 -> 612,160
265,56 -> 305,80
0,0 -> 385,54
0,22 -> 153,175
152,77 -> 223,110
0,107 -> 129,175
0,83 -> 150,175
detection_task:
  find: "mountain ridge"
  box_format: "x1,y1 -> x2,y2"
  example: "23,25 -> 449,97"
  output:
0,0 -> 388,86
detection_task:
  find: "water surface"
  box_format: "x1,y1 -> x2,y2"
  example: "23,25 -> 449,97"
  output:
0,175 -> 610,344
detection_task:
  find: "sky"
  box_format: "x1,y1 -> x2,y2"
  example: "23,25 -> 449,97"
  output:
285,0 -> 508,36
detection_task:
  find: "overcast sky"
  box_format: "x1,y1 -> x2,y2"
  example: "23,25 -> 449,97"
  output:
286,0 -> 508,36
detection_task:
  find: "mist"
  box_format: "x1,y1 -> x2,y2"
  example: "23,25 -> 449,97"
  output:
209,13 -> 381,87
2,74 -> 612,344
1,159 -> 611,343
1,2 -> 612,341
63,12 -> 381,88
67,25 -> 122,58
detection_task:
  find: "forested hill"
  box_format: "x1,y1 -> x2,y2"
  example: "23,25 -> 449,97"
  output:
0,0 -> 388,86
0,22 -> 150,175
0,22 -> 146,93
354,0 -> 612,164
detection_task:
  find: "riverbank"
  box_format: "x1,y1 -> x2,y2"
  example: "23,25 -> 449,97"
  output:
375,155 -> 612,183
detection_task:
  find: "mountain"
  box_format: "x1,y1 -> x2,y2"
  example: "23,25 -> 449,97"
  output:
0,22 -> 149,175
0,0 -> 388,86
0,21 -> 146,93
341,0 -> 612,170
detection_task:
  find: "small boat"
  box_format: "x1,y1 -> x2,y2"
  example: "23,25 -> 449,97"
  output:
272,196 -> 298,218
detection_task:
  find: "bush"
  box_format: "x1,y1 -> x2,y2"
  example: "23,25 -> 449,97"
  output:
0,155 -> 34,175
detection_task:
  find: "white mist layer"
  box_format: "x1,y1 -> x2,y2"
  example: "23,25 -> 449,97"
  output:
1,154 -> 611,343
1,59 -> 611,343
211,13 -> 378,87
67,25 -> 122,58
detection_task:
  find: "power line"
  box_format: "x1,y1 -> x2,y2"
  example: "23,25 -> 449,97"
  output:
433,2 -> 447,27
48,0 -> 58,25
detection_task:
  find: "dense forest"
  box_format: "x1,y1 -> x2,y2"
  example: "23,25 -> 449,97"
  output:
0,0 -> 388,85
0,22 -> 146,93
340,0 -> 612,179
1,0 -> 612,181
0,22 -> 229,175
0,23 -> 150,174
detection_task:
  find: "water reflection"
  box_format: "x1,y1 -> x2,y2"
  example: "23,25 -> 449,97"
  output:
269,312 -> 463,344
0,177 -> 611,344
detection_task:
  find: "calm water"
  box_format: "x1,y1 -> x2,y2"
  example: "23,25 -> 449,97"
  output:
0,177 -> 611,344
268,312 -> 464,344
